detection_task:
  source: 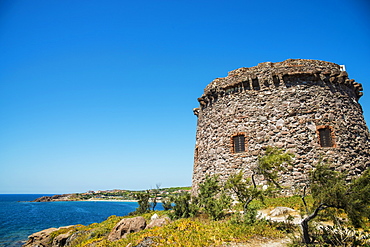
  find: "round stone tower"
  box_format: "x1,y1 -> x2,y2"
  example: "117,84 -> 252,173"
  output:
192,59 -> 370,194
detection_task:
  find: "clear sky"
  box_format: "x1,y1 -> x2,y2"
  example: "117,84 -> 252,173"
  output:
0,0 -> 369,194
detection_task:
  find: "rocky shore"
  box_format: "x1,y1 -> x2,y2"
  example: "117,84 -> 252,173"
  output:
22,208 -> 299,247
31,194 -> 139,203
23,213 -> 171,247
31,194 -> 74,202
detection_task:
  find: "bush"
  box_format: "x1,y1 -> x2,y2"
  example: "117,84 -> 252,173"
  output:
320,225 -> 370,246
197,175 -> 231,220
169,192 -> 198,220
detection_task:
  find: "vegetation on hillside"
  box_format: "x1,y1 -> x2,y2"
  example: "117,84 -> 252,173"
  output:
43,147 -> 370,246
69,186 -> 191,202
300,162 -> 370,245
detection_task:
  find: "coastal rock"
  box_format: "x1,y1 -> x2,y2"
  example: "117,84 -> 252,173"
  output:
32,196 -> 53,202
146,216 -> 171,229
52,231 -> 72,247
32,194 -> 72,202
108,216 -> 146,241
23,227 -> 58,247
23,226 -> 76,247
64,230 -> 89,246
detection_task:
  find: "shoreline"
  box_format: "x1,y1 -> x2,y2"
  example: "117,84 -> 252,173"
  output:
30,194 -> 140,203
29,186 -> 191,202
84,199 -> 138,202
29,198 -> 140,203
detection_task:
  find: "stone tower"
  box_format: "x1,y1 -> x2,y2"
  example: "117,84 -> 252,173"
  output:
192,59 -> 370,193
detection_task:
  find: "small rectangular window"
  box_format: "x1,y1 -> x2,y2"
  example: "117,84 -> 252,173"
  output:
318,127 -> 333,147
233,135 -> 245,153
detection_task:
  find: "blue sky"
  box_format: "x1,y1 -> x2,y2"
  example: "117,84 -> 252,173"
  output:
0,0 -> 369,193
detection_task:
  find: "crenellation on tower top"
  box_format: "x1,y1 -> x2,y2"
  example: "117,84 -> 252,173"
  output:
201,59 -> 363,112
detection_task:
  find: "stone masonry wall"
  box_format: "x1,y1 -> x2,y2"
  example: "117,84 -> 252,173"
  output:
192,59 -> 370,194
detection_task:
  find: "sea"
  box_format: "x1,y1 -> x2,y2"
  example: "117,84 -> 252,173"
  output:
0,194 -> 162,247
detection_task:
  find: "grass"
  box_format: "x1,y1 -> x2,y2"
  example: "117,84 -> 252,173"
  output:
49,193 -> 367,247
261,194 -> 312,210
45,195 -> 300,247
46,193 -> 370,246
90,217 -> 286,247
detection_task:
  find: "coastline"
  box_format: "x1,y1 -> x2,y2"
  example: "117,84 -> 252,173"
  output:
30,194 -> 140,203
0,194 -> 143,247
31,197 -> 140,203
84,198 -> 138,202
30,187 -> 191,202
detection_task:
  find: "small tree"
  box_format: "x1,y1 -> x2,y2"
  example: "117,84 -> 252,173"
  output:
345,167 -> 370,227
130,190 -> 151,215
161,197 -> 173,211
226,147 -> 293,216
168,175 -> 231,220
225,171 -> 262,212
257,146 -> 294,189
301,164 -> 370,244
150,184 -> 161,211
197,175 -> 221,209
169,192 -> 198,219
197,175 -> 231,220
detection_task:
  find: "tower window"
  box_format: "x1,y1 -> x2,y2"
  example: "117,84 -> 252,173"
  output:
317,126 -> 335,147
194,146 -> 199,162
232,134 -> 246,153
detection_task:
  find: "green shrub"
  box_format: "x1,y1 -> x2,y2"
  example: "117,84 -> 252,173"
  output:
197,175 -> 231,220
169,192 -> 198,220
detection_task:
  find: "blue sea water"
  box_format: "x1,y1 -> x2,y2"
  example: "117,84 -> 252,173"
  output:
0,194 -> 160,247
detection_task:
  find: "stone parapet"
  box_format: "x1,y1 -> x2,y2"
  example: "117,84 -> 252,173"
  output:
198,59 -> 363,111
